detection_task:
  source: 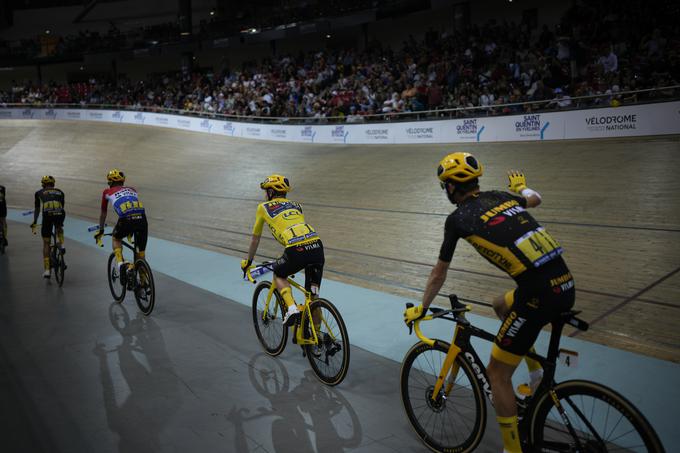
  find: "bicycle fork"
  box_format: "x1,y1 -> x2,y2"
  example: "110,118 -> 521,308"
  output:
431,325 -> 464,402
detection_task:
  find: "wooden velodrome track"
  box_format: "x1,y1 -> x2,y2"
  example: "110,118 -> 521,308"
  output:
2,120 -> 679,362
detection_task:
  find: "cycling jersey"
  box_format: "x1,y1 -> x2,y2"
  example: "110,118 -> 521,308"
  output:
252,198 -> 319,247
35,188 -> 65,217
439,190 -> 574,366
439,191 -> 563,284
0,185 -> 6,217
101,186 -> 145,218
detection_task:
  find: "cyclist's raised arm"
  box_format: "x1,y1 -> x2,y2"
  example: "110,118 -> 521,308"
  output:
508,170 -> 541,208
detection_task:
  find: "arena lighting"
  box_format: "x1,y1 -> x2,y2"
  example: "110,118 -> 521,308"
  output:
45,30 -> 51,34
240,27 -> 259,34
326,34 -> 331,38
181,31 -> 191,36
210,11 -> 215,16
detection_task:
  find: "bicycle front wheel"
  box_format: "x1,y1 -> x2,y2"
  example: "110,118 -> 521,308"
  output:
529,379 -> 665,452
107,253 -> 126,302
133,259 -> 155,315
252,281 -> 288,356
302,298 -> 350,386
400,341 -> 486,453
53,247 -> 65,287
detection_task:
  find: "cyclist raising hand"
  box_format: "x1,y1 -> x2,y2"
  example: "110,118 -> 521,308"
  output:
404,152 -> 575,453
95,169 -> 148,272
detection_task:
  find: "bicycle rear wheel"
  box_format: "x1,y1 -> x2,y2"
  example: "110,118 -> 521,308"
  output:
529,379 -> 665,452
252,281 -> 288,356
107,253 -> 126,302
400,341 -> 486,453
301,298 -> 350,386
53,247 -> 65,287
133,259 -> 155,315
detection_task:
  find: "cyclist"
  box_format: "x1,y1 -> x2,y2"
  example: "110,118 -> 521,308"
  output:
404,152 -> 575,453
94,169 -> 148,273
31,176 -> 66,278
0,183 -> 7,247
241,174 -> 325,327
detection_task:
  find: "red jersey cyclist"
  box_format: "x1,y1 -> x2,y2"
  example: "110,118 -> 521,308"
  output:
241,174 -> 325,327
94,169 -> 148,273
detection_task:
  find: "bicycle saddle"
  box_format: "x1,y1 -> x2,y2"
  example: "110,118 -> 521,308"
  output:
559,310 -> 589,332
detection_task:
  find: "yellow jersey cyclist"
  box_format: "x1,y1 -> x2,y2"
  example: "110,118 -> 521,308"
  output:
94,169 -> 148,272
404,152 -> 575,453
0,184 -> 7,247
241,174 -> 325,327
31,175 -> 66,278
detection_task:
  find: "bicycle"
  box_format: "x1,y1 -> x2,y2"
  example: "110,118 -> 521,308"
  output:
246,262 -> 350,386
32,222 -> 66,286
97,231 -> 155,315
401,295 -> 665,453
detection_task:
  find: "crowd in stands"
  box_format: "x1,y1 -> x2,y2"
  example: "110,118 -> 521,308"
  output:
1,0 -> 678,121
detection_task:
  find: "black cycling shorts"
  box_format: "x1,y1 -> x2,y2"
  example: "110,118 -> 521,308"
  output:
273,239 -> 325,292
0,203 -> 6,218
41,213 -> 65,238
492,260 -> 575,366
112,214 -> 148,252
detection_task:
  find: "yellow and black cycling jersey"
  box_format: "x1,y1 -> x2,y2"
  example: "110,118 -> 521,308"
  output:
439,191 -> 564,283
252,197 -> 319,247
35,188 -> 65,217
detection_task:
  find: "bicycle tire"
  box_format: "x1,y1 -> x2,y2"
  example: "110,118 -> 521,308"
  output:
302,298 -> 350,386
133,259 -> 155,315
107,253 -> 126,302
54,247 -> 65,287
0,231 -> 5,255
400,341 -> 486,453
252,281 -> 288,356
529,379 -> 665,453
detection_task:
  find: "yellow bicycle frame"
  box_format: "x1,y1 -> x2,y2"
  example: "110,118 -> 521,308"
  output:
254,270 -> 338,346
412,307 -> 471,401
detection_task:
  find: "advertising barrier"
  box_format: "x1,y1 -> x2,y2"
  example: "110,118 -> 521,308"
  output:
1,101 -> 678,144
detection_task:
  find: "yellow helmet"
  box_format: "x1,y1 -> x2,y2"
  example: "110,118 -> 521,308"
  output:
437,152 -> 483,184
41,175 -> 55,185
107,169 -> 125,183
260,174 -> 290,193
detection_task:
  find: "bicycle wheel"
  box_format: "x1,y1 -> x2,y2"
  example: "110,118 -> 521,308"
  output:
301,298 -> 350,386
107,253 -> 126,302
400,341 -> 486,453
252,281 -> 288,356
529,379 -> 665,453
133,259 -> 155,315
54,247 -> 65,287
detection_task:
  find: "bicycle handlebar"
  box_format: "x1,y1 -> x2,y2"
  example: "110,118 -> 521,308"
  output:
405,295 -> 471,345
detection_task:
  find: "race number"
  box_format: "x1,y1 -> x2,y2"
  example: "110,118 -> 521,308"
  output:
515,227 -> 562,267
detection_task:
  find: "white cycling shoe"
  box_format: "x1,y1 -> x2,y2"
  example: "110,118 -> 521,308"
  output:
282,305 -> 301,327
42,270 -> 51,279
